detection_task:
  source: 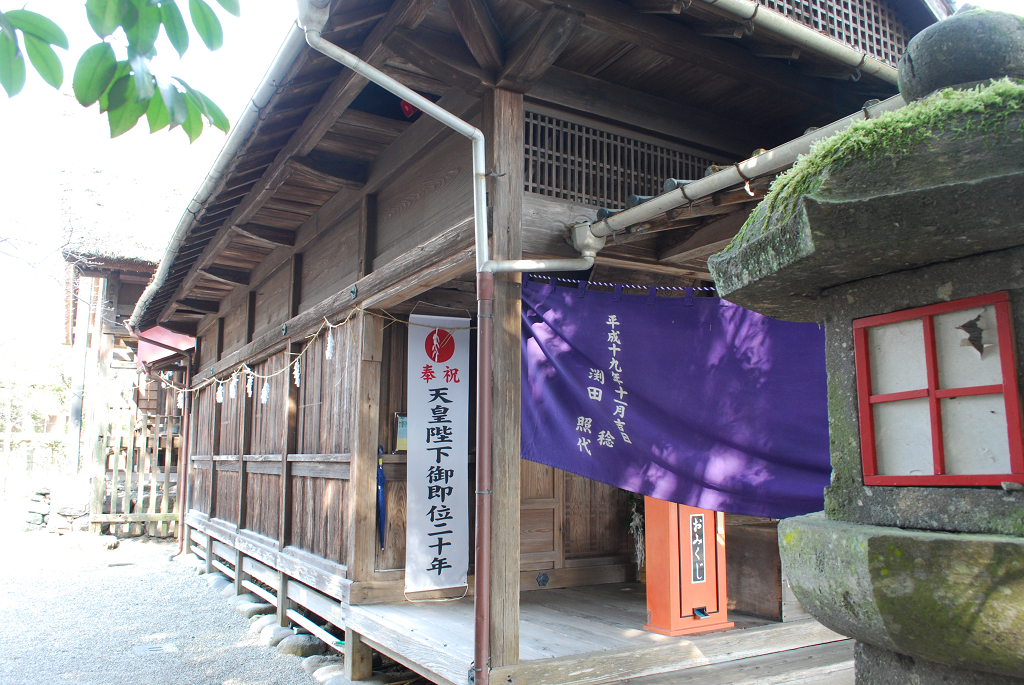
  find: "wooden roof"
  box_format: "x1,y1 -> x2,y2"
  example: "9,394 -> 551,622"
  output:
141,0 -> 936,332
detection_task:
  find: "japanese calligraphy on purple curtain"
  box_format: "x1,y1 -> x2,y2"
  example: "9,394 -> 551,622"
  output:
521,277 -> 831,519
405,314 -> 470,593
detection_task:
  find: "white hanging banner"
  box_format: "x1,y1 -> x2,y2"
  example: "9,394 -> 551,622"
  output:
405,314 -> 471,593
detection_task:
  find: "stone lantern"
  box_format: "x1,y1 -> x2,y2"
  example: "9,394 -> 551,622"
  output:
708,8 -> 1024,684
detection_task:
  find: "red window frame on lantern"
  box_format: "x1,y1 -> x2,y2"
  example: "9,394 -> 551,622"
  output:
853,292 -> 1024,487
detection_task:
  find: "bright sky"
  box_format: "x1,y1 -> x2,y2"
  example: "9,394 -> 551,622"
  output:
0,0 -> 296,363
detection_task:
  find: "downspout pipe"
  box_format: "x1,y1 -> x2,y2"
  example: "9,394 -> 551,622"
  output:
297,5 -> 600,685
697,0 -> 898,84
128,23 -> 309,331
587,93 -> 906,238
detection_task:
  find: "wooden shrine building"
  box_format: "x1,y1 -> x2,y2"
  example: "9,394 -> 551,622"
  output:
134,0 -> 952,681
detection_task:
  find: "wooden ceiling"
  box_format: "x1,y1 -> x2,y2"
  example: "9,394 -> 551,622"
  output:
141,0 -> 925,332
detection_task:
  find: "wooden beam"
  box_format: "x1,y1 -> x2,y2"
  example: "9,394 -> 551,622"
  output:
236,224 -> 297,247
357,195 -> 377,279
196,217 -> 476,384
529,67 -> 755,157
658,209 -> 750,263
286,157 -> 367,190
178,298 -> 220,314
156,0 -> 435,325
325,0 -> 390,32
380,62 -> 451,96
483,88 -> 523,668
753,45 -> 802,60
497,6 -> 582,92
699,24 -> 745,38
594,254 -> 711,278
384,26 -> 494,96
447,0 -> 504,71
200,266 -> 251,287
631,0 -> 685,13
519,0 -> 851,112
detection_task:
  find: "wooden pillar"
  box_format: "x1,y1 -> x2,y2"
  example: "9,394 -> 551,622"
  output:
357,194 -> 377,279
277,571 -> 290,627
344,311 -> 383,582
90,277 -> 113,533
483,87 -> 523,668
279,342 -> 301,551
345,630 -> 374,681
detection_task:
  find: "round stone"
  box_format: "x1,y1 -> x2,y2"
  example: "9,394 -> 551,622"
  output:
302,654 -> 343,676
277,634 -> 328,657
898,7 -> 1024,101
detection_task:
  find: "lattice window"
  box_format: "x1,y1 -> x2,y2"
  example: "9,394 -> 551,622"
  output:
759,0 -> 910,67
524,108 -> 719,210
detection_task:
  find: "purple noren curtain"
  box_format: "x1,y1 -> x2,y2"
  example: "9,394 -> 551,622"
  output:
520,276 -> 831,519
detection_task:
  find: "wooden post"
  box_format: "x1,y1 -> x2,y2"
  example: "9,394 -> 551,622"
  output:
237,377 -> 252,532
344,311 -> 383,582
345,630 -> 374,681
482,87 -> 523,668
277,571 -> 290,628
357,195 -> 377,279
210,387 -> 222,520
90,277 -> 113,534
279,343 -> 301,551
161,417 -> 174,537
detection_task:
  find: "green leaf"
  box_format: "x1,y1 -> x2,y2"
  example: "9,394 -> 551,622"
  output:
73,42 -> 117,106
108,97 -> 149,137
98,60 -> 130,111
160,1 -> 189,57
188,0 -> 222,50
106,74 -> 148,137
177,78 -> 228,132
157,79 -> 187,127
0,12 -> 17,41
125,0 -> 161,54
105,74 -> 132,111
212,0 -> 240,18
146,86 -> 169,132
197,90 -> 229,132
23,34 -> 62,89
5,10 -> 68,49
85,0 -> 126,38
181,91 -> 202,142
0,30 -> 26,97
127,47 -> 154,100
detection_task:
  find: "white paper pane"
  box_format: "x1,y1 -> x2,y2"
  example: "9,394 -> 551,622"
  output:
868,319 -> 927,395
941,395 -> 1012,475
873,398 -> 933,476
934,305 -> 1003,390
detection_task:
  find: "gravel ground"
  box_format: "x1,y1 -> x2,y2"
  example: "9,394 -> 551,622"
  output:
0,529 -> 317,685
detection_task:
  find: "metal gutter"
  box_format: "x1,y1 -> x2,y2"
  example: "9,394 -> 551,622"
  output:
587,93 -> 906,238
128,22 -> 309,330
698,0 -> 899,84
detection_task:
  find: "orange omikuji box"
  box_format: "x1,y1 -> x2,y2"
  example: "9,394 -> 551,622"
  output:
643,498 -> 732,636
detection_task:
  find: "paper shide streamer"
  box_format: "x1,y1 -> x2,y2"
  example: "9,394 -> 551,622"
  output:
260,381 -> 269,405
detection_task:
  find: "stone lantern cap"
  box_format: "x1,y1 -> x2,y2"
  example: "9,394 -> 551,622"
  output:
708,78 -> 1024,322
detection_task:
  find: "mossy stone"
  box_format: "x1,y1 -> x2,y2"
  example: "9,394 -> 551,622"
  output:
898,8 -> 1024,102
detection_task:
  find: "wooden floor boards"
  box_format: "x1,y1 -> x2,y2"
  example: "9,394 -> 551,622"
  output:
347,582 -> 846,685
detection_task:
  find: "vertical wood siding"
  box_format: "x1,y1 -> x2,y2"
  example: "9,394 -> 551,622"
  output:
214,465 -> 240,524
195,386 -> 216,456
250,351 -> 287,455
245,471 -> 280,540
290,476 -> 348,564
190,463 -> 211,514
297,321 -> 357,455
